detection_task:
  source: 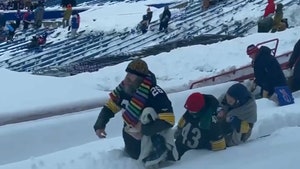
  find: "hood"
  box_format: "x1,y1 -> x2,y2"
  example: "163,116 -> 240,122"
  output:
226,83 -> 252,107
256,46 -> 272,60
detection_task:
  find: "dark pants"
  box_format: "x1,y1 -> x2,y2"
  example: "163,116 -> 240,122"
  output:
122,128 -> 141,159
16,20 -> 20,28
257,17 -> 273,33
174,140 -> 189,160
159,20 -> 169,31
23,22 -> 29,30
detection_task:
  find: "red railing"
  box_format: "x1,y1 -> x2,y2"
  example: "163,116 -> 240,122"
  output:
256,38 -> 279,56
189,38 -> 292,89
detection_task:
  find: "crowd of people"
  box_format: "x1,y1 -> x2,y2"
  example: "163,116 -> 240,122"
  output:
258,0 -> 289,33
0,1 -> 46,42
0,0 -> 46,11
135,5 -> 171,34
62,3 -> 80,38
93,39 -> 299,168
0,0 -> 298,168
92,58 -> 258,168
0,1 -> 80,43
135,0 -> 292,35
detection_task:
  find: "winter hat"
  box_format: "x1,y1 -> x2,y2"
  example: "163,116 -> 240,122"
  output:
226,83 -> 251,105
147,7 -> 151,12
246,44 -> 259,55
184,92 -> 205,112
276,3 -> 283,12
126,59 -> 149,77
67,4 -> 72,9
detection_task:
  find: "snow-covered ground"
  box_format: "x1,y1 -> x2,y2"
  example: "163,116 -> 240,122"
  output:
0,0 -> 300,169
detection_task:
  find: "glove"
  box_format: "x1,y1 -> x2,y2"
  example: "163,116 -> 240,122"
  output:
95,129 -> 107,138
217,109 -> 226,120
262,90 -> 269,98
227,116 -> 241,133
240,121 -> 250,134
140,107 -> 157,124
210,137 -> 226,151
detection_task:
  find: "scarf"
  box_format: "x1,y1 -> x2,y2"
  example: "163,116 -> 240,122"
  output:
110,76 -> 153,127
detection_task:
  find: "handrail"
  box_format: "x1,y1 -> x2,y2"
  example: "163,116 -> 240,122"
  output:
256,38 -> 279,56
190,38 -> 281,89
190,51 -> 293,89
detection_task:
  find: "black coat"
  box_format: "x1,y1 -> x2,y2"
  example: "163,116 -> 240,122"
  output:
253,46 -> 287,96
175,95 -> 224,158
288,39 -> 300,91
160,9 -> 171,23
0,14 -> 6,27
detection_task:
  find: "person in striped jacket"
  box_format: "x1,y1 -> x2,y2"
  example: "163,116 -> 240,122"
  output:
94,59 -> 178,167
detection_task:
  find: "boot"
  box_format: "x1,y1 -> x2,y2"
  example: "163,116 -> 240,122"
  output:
143,134 -> 168,167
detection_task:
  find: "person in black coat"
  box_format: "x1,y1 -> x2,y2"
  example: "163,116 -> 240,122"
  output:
288,39 -> 300,92
246,44 -> 287,98
159,6 -> 171,33
146,7 -> 153,24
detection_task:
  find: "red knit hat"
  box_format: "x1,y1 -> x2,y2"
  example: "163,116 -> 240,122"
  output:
246,44 -> 259,55
184,92 -> 205,112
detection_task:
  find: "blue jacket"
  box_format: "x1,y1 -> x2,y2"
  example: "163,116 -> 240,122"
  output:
71,15 -> 79,29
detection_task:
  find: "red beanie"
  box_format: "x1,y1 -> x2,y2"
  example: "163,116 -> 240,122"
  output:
184,92 -> 205,112
246,44 -> 259,55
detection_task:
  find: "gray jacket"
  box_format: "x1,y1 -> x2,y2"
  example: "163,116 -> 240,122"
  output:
219,94 -> 257,146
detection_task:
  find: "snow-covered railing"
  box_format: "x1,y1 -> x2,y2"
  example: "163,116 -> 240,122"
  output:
189,51 -> 293,89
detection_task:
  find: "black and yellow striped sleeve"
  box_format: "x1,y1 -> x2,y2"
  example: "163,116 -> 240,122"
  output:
105,98 -> 121,114
177,116 -> 186,128
93,99 -> 121,131
158,112 -> 175,126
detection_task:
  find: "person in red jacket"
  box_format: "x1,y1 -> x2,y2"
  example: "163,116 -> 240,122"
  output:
263,0 -> 275,17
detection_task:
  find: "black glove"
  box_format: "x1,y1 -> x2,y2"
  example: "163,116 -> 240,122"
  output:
228,116 -> 241,133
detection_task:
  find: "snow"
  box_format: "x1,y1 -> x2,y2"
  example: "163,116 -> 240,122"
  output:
0,0 -> 300,169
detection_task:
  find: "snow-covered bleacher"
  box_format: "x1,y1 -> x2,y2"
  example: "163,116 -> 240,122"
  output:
0,0 -> 297,75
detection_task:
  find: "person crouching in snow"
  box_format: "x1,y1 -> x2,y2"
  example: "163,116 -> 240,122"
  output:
93,59 -> 178,168
218,83 -> 257,146
174,92 -> 226,160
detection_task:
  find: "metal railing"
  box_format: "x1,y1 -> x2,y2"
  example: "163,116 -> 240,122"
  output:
189,38 -> 292,89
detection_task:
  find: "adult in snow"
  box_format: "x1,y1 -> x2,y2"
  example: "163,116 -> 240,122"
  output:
70,13 -> 79,38
159,6 -> 171,33
272,3 -> 286,32
218,83 -> 257,146
263,0 -> 275,18
257,0 -> 275,33
246,44 -> 287,98
94,59 -> 178,168
174,92 -> 226,160
146,7 -> 152,24
62,4 -> 72,28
